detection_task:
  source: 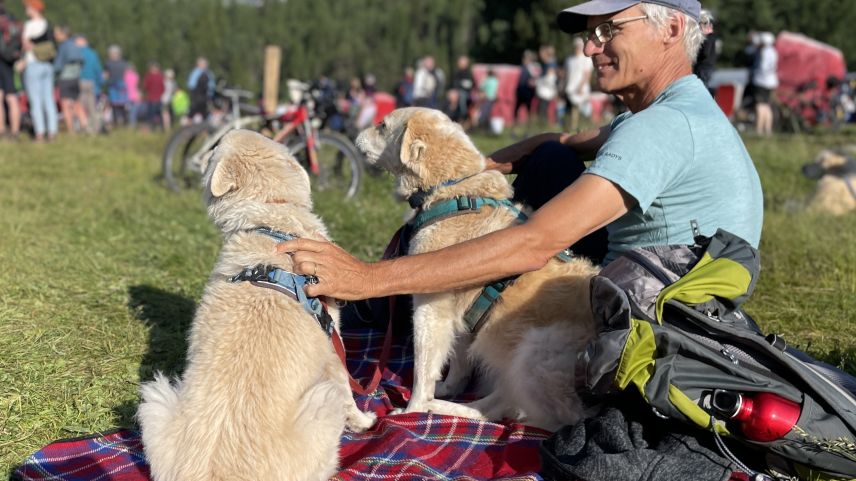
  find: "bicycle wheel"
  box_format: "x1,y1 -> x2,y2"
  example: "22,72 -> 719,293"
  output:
162,122 -> 215,191
287,130 -> 363,200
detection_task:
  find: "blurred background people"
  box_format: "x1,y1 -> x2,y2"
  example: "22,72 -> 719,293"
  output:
104,44 -> 128,127
75,34 -> 102,134
447,54 -> 473,126
754,31 -> 778,136
693,9 -> 718,95
563,36 -> 592,132
0,0 -> 21,140
187,56 -> 214,122
535,44 -> 558,127
21,0 -> 58,141
511,49 -> 539,138
160,67 -> 175,130
53,24 -> 87,134
142,61 -> 164,130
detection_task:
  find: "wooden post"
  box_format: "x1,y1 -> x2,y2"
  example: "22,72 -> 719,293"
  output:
263,45 -> 282,114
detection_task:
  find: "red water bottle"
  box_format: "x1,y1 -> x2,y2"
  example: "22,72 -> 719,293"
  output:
711,389 -> 801,442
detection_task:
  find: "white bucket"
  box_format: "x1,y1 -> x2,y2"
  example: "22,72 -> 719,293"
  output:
490,117 -> 505,135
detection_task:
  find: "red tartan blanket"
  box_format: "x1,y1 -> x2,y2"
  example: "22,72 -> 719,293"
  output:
11,323 -> 549,481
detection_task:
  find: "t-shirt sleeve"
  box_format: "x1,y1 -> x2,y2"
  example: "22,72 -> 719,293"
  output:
585,106 -> 693,212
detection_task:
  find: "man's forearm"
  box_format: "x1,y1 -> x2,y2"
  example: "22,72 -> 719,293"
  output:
366,224 -> 549,298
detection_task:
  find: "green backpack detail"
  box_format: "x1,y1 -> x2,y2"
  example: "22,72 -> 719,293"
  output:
580,229 -> 856,480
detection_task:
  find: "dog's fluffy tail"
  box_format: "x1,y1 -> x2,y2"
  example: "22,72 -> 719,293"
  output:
137,373 -> 181,481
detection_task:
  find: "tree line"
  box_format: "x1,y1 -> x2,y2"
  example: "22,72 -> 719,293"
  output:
6,0 -> 854,94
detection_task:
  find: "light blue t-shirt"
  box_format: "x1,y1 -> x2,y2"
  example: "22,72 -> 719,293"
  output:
585,75 -> 763,264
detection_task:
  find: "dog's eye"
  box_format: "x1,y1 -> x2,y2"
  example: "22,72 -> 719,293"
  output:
378,121 -> 386,133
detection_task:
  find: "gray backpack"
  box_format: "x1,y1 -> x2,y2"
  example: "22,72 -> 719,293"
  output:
578,229 -> 856,480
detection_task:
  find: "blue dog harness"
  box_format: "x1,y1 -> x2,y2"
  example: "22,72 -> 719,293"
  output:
228,227 -> 333,337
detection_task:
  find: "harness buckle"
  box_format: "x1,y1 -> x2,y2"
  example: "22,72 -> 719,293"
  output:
456,196 -> 479,211
229,264 -> 274,283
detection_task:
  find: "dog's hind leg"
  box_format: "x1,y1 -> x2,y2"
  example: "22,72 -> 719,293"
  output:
326,357 -> 376,432
435,333 -> 473,398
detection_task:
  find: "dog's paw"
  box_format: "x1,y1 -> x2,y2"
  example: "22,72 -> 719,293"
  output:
346,410 -> 377,432
434,376 -> 470,398
424,399 -> 487,421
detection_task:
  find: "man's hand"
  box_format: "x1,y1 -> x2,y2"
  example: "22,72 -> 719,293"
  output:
486,133 -> 563,174
275,238 -> 374,300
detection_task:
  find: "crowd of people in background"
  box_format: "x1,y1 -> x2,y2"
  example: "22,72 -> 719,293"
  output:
1,0 -> 853,145
0,0 -> 216,143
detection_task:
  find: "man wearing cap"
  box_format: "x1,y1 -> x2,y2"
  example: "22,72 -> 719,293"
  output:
278,1 -> 764,307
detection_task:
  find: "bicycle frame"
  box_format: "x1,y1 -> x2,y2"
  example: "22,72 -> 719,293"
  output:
270,101 -> 321,175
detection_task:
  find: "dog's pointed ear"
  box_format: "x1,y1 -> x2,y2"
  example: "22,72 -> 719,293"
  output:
210,159 -> 237,198
400,115 -> 427,165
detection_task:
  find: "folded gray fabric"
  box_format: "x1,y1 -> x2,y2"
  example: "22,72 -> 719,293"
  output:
540,406 -> 735,481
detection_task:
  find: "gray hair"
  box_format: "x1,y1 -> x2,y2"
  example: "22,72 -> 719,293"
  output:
641,3 -> 705,63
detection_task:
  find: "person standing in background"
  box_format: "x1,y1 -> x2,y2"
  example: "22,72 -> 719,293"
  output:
142,61 -> 164,130
160,68 -> 175,130
103,44 -> 128,127
187,56 -> 214,123
124,62 -> 140,129
447,55 -> 474,126
75,34 -> 102,134
21,0 -> 58,142
53,25 -> 87,134
753,32 -> 778,136
413,55 -> 442,108
564,36 -> 593,132
511,49 -> 541,138
394,66 -> 414,108
693,9 -> 717,95
0,0 -> 21,140
476,67 -> 499,130
535,44 -> 559,127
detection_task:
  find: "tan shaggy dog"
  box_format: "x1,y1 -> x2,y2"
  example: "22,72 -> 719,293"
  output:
355,107 -> 600,430
803,148 -> 856,216
136,129 -> 375,481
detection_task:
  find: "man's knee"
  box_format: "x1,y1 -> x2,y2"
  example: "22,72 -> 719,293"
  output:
512,141 -> 585,209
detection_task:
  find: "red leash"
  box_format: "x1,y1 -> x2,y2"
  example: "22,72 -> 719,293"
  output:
330,226 -> 407,396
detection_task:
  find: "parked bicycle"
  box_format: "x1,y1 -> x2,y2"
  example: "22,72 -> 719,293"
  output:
161,81 -> 363,200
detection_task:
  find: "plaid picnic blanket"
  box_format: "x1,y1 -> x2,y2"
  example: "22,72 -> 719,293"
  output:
11,315 -> 549,481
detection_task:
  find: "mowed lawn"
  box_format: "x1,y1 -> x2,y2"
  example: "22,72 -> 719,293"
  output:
1,128 -> 855,475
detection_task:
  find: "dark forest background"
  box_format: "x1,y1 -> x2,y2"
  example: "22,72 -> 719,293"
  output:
6,0 -> 854,93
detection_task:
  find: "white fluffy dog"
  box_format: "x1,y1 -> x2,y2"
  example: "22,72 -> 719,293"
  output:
355,107 -> 599,430
803,147 -> 856,216
136,130 -> 375,481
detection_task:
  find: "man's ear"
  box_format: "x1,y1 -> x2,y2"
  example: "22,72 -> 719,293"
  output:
210,159 -> 237,197
400,115 -> 427,165
663,11 -> 685,45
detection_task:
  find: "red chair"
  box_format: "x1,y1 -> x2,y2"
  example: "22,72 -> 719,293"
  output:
715,83 -> 736,118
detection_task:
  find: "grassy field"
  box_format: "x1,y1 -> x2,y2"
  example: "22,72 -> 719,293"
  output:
1,128 -> 855,476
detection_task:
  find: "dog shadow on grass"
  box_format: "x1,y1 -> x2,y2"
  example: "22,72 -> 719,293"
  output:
112,284 -> 196,427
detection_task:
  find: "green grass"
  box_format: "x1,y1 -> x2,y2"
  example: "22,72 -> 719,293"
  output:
1,128 -> 855,476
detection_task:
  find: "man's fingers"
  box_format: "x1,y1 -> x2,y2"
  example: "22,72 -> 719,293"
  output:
275,238 -> 326,254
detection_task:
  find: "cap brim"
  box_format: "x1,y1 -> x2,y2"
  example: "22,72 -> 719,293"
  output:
557,0 -> 640,33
